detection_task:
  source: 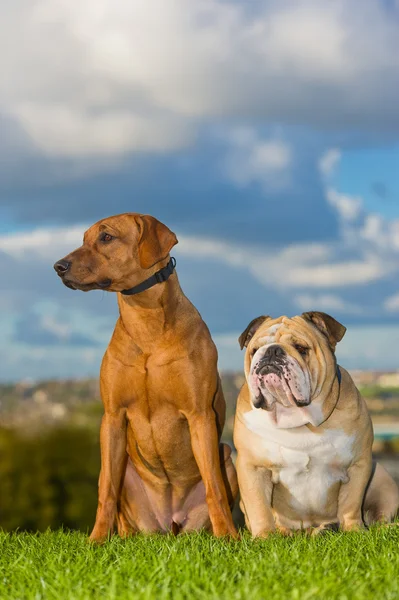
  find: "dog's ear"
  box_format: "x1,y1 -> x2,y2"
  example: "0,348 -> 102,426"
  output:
238,316 -> 271,350
301,311 -> 346,350
135,214 -> 178,269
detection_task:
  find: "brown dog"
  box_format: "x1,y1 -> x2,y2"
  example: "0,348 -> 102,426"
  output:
54,213 -> 238,541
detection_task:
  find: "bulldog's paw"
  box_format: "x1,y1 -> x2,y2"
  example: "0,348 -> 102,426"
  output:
341,519 -> 365,532
276,525 -> 295,537
310,522 -> 340,537
253,527 -> 276,539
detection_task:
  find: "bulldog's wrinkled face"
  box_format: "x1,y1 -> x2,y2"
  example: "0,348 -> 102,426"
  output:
249,321 -> 312,411
53,213 -> 177,293
240,313 -> 346,428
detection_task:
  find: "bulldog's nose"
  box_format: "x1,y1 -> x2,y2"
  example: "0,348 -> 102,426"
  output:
264,344 -> 286,362
53,259 -> 71,275
256,345 -> 286,375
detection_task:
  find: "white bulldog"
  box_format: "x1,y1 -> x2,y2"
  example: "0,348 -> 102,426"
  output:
234,312 -> 399,536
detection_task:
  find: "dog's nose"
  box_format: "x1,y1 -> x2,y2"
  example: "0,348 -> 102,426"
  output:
264,345 -> 286,362
53,259 -> 71,274
256,345 -> 286,376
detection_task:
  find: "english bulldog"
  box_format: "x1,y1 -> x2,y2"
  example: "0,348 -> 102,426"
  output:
233,312 -> 399,536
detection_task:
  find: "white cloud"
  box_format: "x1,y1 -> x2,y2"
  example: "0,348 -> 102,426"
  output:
222,127 -> 292,189
384,293 -> 399,313
326,188 -> 363,222
318,148 -> 341,178
1,0 -> 399,165
356,214 -> 399,257
0,225 -> 85,259
40,315 -> 70,340
0,140 -> 398,313
294,293 -> 364,315
179,235 -> 395,289
13,104 -> 193,157
1,212 -> 396,294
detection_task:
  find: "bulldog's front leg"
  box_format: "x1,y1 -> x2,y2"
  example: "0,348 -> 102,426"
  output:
90,408 -> 128,543
236,456 -> 275,537
337,456 -> 373,531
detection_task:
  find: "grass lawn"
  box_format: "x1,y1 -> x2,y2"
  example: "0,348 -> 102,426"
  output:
1,527 -> 399,600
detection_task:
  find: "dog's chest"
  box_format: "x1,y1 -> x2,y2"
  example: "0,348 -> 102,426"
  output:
244,409 -> 354,514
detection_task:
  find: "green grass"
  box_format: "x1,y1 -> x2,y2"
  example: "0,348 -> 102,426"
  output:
1,528 -> 399,600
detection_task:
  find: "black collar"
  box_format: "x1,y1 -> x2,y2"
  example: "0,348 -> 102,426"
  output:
121,257 -> 176,296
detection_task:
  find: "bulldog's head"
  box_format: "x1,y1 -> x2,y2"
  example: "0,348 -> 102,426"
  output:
53,213 -> 177,293
239,312 -> 346,428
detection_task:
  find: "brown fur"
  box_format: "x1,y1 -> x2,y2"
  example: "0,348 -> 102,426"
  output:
54,213 -> 238,542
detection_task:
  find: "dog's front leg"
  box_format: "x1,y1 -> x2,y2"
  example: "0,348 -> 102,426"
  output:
337,455 -> 373,531
186,410 -> 238,538
236,456 -> 275,537
90,409 -> 128,543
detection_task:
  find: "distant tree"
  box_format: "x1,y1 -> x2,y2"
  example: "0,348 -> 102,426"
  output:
0,427 -> 100,532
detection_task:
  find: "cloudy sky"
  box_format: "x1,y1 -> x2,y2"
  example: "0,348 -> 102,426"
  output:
1,0 -> 399,381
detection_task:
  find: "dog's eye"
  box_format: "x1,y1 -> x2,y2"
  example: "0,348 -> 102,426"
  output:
100,233 -> 114,243
250,348 -> 257,358
294,344 -> 309,356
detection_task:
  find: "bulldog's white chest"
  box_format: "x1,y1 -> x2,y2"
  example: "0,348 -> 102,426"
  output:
243,409 -> 355,518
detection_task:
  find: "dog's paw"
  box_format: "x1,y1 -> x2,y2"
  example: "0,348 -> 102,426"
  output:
88,525 -> 113,544
276,526 -> 295,537
213,522 -> 240,540
253,527 -> 276,539
341,519 -> 365,532
88,533 -> 108,545
310,522 -> 340,537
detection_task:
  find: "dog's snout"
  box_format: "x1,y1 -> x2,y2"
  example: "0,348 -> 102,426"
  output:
54,259 -> 71,275
258,364 -> 270,376
264,344 -> 286,362
255,345 -> 286,375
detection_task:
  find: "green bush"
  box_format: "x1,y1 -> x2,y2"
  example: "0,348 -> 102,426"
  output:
0,427 -> 100,532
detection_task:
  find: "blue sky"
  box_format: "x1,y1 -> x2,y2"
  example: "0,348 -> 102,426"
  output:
0,0 -> 399,381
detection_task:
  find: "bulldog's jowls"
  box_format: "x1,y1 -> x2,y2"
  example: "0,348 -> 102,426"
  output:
234,312 -> 399,536
54,213 -> 238,542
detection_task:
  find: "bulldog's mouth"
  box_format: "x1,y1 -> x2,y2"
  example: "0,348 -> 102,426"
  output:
61,277 -> 112,292
252,365 -> 310,410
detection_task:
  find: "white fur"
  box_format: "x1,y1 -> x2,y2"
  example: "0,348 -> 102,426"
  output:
258,323 -> 282,346
249,346 -> 313,427
243,408 -> 355,519
247,389 -> 323,429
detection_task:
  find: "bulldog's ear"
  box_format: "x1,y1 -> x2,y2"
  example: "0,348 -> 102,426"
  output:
238,316 -> 271,350
301,311 -> 346,350
135,214 -> 178,269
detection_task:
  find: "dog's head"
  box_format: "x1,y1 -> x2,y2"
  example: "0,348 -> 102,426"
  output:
239,312 -> 346,427
53,213 -> 178,292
